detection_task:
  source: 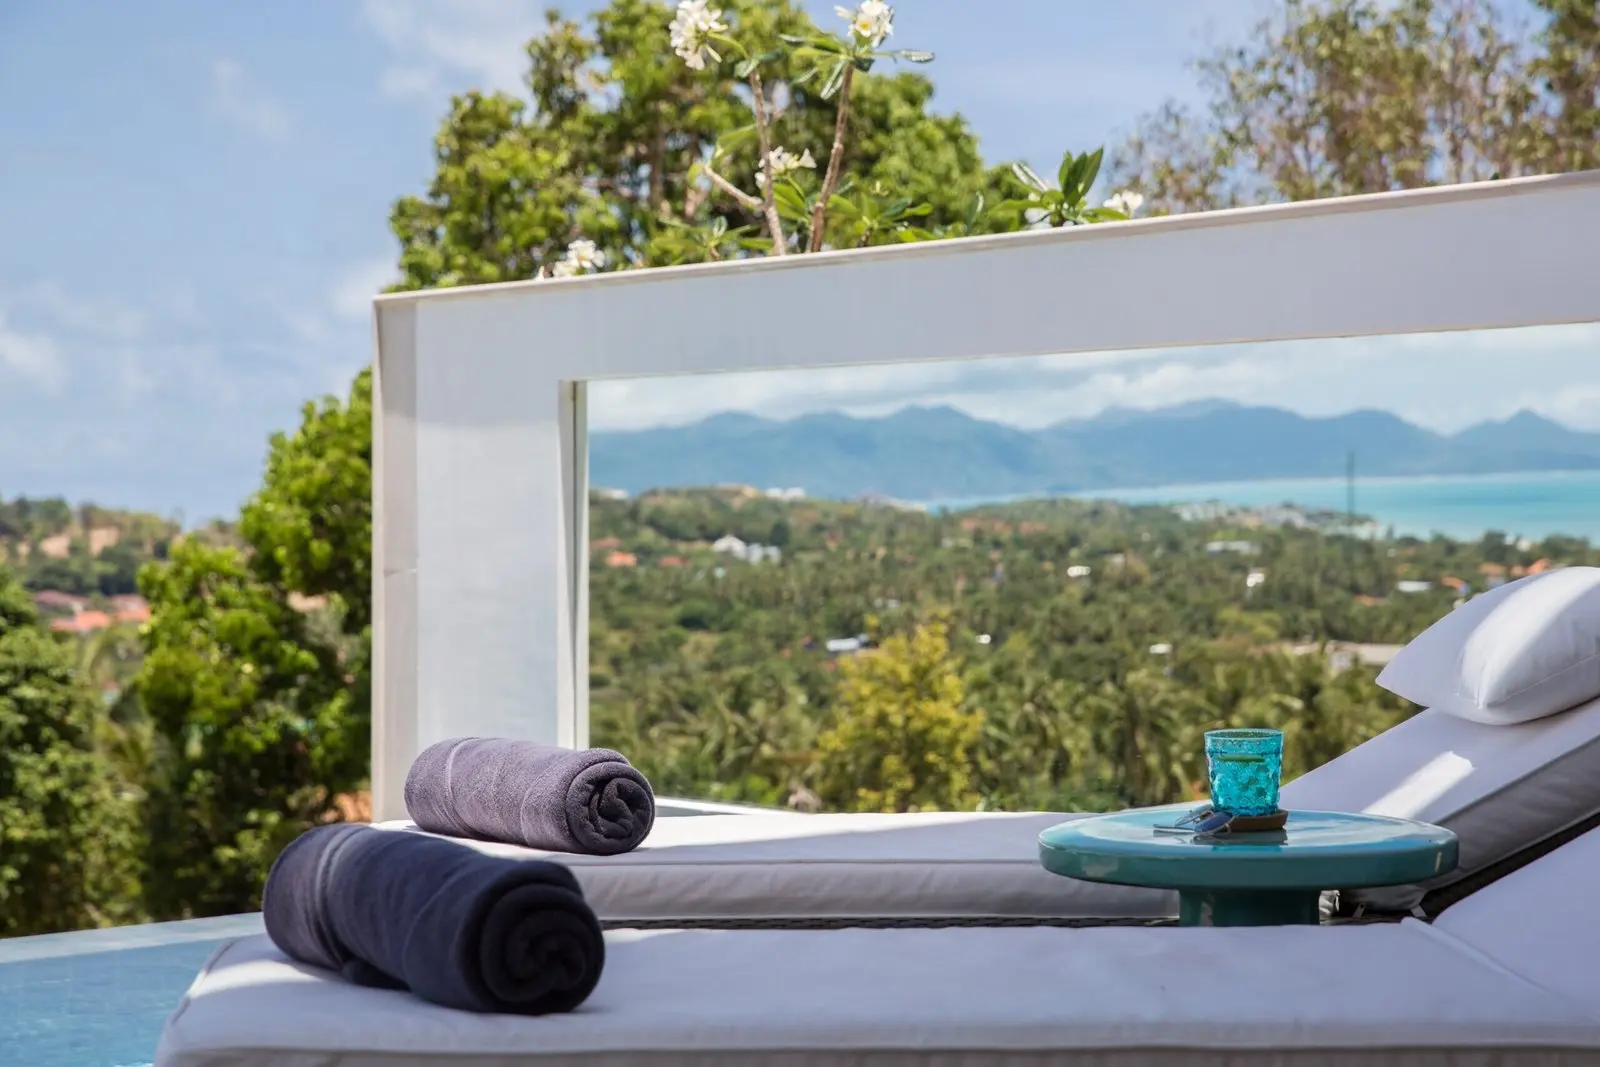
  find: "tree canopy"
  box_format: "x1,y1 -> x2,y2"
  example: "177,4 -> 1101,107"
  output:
1109,0 -> 1600,214
0,567 -> 141,936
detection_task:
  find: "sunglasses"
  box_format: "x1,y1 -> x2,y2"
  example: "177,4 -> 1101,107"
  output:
1154,805 -> 1239,838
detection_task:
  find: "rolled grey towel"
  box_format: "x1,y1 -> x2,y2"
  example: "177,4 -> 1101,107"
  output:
263,823 -> 604,1015
405,737 -> 655,855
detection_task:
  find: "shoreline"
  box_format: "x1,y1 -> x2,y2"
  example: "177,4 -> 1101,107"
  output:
919,468 -> 1600,544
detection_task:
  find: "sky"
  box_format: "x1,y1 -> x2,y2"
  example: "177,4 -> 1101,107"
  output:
2,0 -> 1596,521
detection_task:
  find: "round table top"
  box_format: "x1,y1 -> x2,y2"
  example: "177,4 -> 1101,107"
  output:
1038,805 -> 1459,892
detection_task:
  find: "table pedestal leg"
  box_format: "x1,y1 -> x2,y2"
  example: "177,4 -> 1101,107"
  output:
1178,889 -> 1321,927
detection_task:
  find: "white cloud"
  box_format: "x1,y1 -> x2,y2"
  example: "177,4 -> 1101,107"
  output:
210,59 -> 291,142
0,312 -> 67,391
589,323 -> 1600,434
330,257 -> 397,321
358,0 -> 546,102
19,280 -> 149,341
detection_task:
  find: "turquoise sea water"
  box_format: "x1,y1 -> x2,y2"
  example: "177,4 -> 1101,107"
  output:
934,470 -> 1600,543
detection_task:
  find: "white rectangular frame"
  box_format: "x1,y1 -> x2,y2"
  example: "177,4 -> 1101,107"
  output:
371,170 -> 1600,821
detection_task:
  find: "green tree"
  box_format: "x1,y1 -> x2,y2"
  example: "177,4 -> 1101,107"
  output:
388,0 -> 1121,286
135,540 -> 365,919
1109,0 -> 1595,214
0,567 -> 141,936
815,617 -> 983,812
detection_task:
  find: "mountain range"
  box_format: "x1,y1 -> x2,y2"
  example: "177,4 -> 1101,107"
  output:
589,401 -> 1600,502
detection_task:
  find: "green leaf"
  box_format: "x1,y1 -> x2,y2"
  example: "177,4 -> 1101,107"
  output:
1057,152 -> 1077,192
734,57 -> 758,78
1010,162 -> 1049,193
772,182 -> 812,223
1079,147 -> 1105,198
1061,147 -> 1105,203
706,32 -> 748,59
1082,206 -> 1127,223
804,35 -> 846,54
853,56 -> 875,73
821,58 -> 847,99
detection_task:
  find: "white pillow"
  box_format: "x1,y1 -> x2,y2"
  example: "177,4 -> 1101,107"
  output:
1377,567 -> 1600,725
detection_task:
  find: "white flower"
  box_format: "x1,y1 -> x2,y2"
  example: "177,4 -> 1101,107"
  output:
551,239 -> 605,278
1103,190 -> 1145,216
669,0 -> 727,70
836,1 -> 893,47
760,145 -> 817,182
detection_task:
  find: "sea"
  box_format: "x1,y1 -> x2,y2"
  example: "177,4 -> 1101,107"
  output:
925,470 -> 1600,544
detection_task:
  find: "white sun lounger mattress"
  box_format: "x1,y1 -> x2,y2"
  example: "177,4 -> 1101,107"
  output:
369,811 -> 1178,923
157,920 -> 1600,1067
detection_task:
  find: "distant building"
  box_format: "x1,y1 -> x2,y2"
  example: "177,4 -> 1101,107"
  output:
711,535 -> 748,556
1149,642 -> 1173,655
825,636 -> 868,655
51,610 -> 112,634
658,555 -> 687,568
1065,565 -> 1091,579
1283,642 -> 1404,671
1395,580 -> 1434,594
1206,540 -> 1260,555
711,535 -> 781,564
605,551 -> 638,568
593,487 -> 629,501
1246,569 -> 1267,589
32,590 -> 87,614
109,595 -> 151,623
764,487 -> 806,501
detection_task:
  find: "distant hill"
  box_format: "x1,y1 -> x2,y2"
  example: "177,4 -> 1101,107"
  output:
590,402 -> 1600,500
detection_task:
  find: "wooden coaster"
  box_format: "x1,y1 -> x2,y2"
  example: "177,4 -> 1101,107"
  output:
1228,810 -> 1288,832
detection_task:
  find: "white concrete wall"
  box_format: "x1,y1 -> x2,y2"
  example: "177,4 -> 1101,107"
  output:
371,171 -> 1600,822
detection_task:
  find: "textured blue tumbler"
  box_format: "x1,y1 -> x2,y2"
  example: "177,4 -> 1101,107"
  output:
1205,729 -> 1284,817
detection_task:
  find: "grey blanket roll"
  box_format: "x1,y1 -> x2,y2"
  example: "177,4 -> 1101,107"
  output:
263,823 -> 605,1015
405,737 -> 656,855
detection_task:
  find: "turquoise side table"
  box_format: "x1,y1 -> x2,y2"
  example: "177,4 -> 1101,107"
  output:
1038,806 -> 1459,927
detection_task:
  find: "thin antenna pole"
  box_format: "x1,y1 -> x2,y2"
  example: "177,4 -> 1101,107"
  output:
1346,450 -> 1356,533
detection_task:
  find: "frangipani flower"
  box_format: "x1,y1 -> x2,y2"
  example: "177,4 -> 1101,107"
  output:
835,1 -> 893,47
1103,190 -> 1145,216
761,146 -> 817,182
669,0 -> 727,71
550,239 -> 606,278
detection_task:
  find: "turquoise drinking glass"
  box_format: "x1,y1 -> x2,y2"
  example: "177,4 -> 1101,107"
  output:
1205,729 -> 1284,817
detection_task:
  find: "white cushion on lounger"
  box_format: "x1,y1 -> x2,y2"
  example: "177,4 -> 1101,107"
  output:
371,811 -> 1177,923
1280,693 -> 1600,911
1433,824 -> 1600,1017
157,924 -> 1600,1067
1377,568 -> 1600,726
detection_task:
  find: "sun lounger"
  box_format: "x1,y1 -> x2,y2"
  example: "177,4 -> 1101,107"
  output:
371,810 -> 1178,925
358,690 -> 1600,928
155,824 -> 1600,1067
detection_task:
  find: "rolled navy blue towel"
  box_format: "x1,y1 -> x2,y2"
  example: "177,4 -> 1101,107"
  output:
404,737 -> 655,855
263,823 -> 605,1015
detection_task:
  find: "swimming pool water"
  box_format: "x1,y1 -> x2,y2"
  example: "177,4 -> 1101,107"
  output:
0,915 -> 265,1067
